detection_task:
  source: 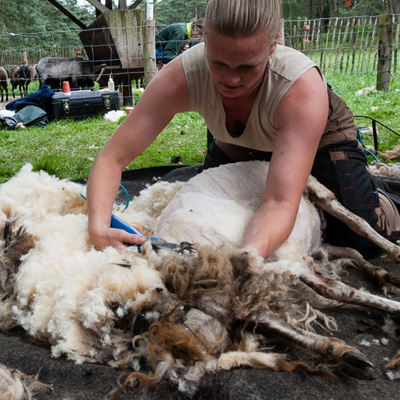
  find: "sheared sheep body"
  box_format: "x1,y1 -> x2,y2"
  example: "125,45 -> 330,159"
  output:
155,161 -> 322,258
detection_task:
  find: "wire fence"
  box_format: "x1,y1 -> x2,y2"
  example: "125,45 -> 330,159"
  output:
285,15 -> 399,70
284,14 -> 399,91
1,13 -> 400,105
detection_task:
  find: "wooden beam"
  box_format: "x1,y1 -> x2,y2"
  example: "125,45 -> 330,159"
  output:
84,0 -> 109,14
46,0 -> 87,29
129,0 -> 144,10
119,0 -> 127,9
129,0 -> 158,11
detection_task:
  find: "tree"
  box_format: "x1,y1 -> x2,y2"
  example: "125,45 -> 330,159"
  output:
154,0 -> 207,28
328,0 -> 339,17
0,0 -> 94,54
282,0 -> 308,19
343,0 -> 383,16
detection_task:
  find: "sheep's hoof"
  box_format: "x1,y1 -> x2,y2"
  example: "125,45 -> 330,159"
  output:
177,241 -> 195,254
382,283 -> 400,295
150,238 -> 194,254
342,350 -> 374,370
340,364 -> 376,380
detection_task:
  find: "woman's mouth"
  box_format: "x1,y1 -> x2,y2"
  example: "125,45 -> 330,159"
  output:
221,83 -> 240,90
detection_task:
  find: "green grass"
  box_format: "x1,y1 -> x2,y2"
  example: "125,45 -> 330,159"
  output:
1,71 -> 400,184
328,72 -> 400,161
0,111 -> 207,184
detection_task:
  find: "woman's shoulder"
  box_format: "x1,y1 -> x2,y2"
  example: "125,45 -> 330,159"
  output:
182,42 -> 206,72
269,45 -> 317,79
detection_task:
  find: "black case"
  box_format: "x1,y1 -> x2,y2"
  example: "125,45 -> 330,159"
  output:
49,90 -> 120,121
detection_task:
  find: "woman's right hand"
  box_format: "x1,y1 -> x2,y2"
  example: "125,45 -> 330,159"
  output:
89,223 -> 148,250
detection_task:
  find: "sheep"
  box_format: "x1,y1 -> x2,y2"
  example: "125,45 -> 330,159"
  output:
10,65 -> 37,98
0,67 -> 9,102
1,162 -> 400,397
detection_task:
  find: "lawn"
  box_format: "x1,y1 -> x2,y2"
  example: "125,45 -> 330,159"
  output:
0,110 -> 207,184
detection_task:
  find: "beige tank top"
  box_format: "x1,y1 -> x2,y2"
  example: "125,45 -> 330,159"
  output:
182,43 -> 357,151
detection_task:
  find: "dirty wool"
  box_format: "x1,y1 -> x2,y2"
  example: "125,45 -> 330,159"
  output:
0,162 -> 400,396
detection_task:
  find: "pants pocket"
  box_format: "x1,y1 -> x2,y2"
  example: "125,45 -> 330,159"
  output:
329,149 -> 379,213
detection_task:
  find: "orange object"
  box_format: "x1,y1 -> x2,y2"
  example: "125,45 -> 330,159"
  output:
62,81 -> 71,94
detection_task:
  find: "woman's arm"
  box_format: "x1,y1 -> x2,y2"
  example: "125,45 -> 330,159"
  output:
242,67 -> 329,258
86,57 -> 190,249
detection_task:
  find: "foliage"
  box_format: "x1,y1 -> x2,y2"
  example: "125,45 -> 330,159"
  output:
0,0 -> 94,54
282,0 -> 395,20
340,0 -> 383,16
282,1 -> 309,19
154,0 -> 207,28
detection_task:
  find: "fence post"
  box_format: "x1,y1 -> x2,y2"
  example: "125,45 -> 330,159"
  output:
143,18 -> 156,88
394,15 -> 400,73
376,12 -> 392,91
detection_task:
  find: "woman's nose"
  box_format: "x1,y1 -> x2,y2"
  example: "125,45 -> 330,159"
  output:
224,71 -> 240,85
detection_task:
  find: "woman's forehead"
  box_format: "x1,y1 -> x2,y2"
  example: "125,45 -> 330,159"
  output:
205,32 -> 271,60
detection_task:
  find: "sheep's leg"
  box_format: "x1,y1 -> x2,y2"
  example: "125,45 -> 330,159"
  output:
301,255 -> 400,313
248,309 -> 374,375
306,176 -> 400,262
323,244 -> 400,294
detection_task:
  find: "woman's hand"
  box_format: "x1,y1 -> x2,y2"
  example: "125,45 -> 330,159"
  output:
89,222 -> 147,250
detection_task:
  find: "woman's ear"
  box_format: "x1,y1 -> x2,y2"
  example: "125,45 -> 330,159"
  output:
269,33 -> 280,55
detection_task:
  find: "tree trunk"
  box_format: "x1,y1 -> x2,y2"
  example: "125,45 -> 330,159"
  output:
393,0 -> 399,14
328,0 -> 338,17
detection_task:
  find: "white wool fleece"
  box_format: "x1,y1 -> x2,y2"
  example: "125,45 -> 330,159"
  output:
0,165 -> 166,364
0,164 -> 86,220
155,161 -> 322,256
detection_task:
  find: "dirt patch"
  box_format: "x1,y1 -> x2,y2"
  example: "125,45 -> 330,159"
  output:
1,165 -> 400,400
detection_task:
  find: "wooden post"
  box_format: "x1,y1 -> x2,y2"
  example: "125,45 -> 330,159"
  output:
350,18 -> 356,74
377,12 -> 392,91
328,18 -> 338,73
368,17 -> 378,73
280,18 -> 285,44
143,19 -> 156,88
339,18 -> 350,73
314,19 -> 321,65
119,0 -> 127,9
394,15 -> 400,73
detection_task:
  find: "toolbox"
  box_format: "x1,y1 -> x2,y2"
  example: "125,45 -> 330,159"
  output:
49,90 -> 120,121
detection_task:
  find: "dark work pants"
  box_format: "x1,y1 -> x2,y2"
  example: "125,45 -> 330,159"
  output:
200,139 -> 390,259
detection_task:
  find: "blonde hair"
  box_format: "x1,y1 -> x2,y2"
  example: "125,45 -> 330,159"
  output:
205,0 -> 282,45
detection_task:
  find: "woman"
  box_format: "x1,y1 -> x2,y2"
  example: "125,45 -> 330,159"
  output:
87,0 -> 400,259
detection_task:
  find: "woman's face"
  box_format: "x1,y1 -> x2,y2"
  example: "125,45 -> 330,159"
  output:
205,30 -> 274,99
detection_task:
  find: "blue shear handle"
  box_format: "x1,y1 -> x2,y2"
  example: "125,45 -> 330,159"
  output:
110,214 -> 146,237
